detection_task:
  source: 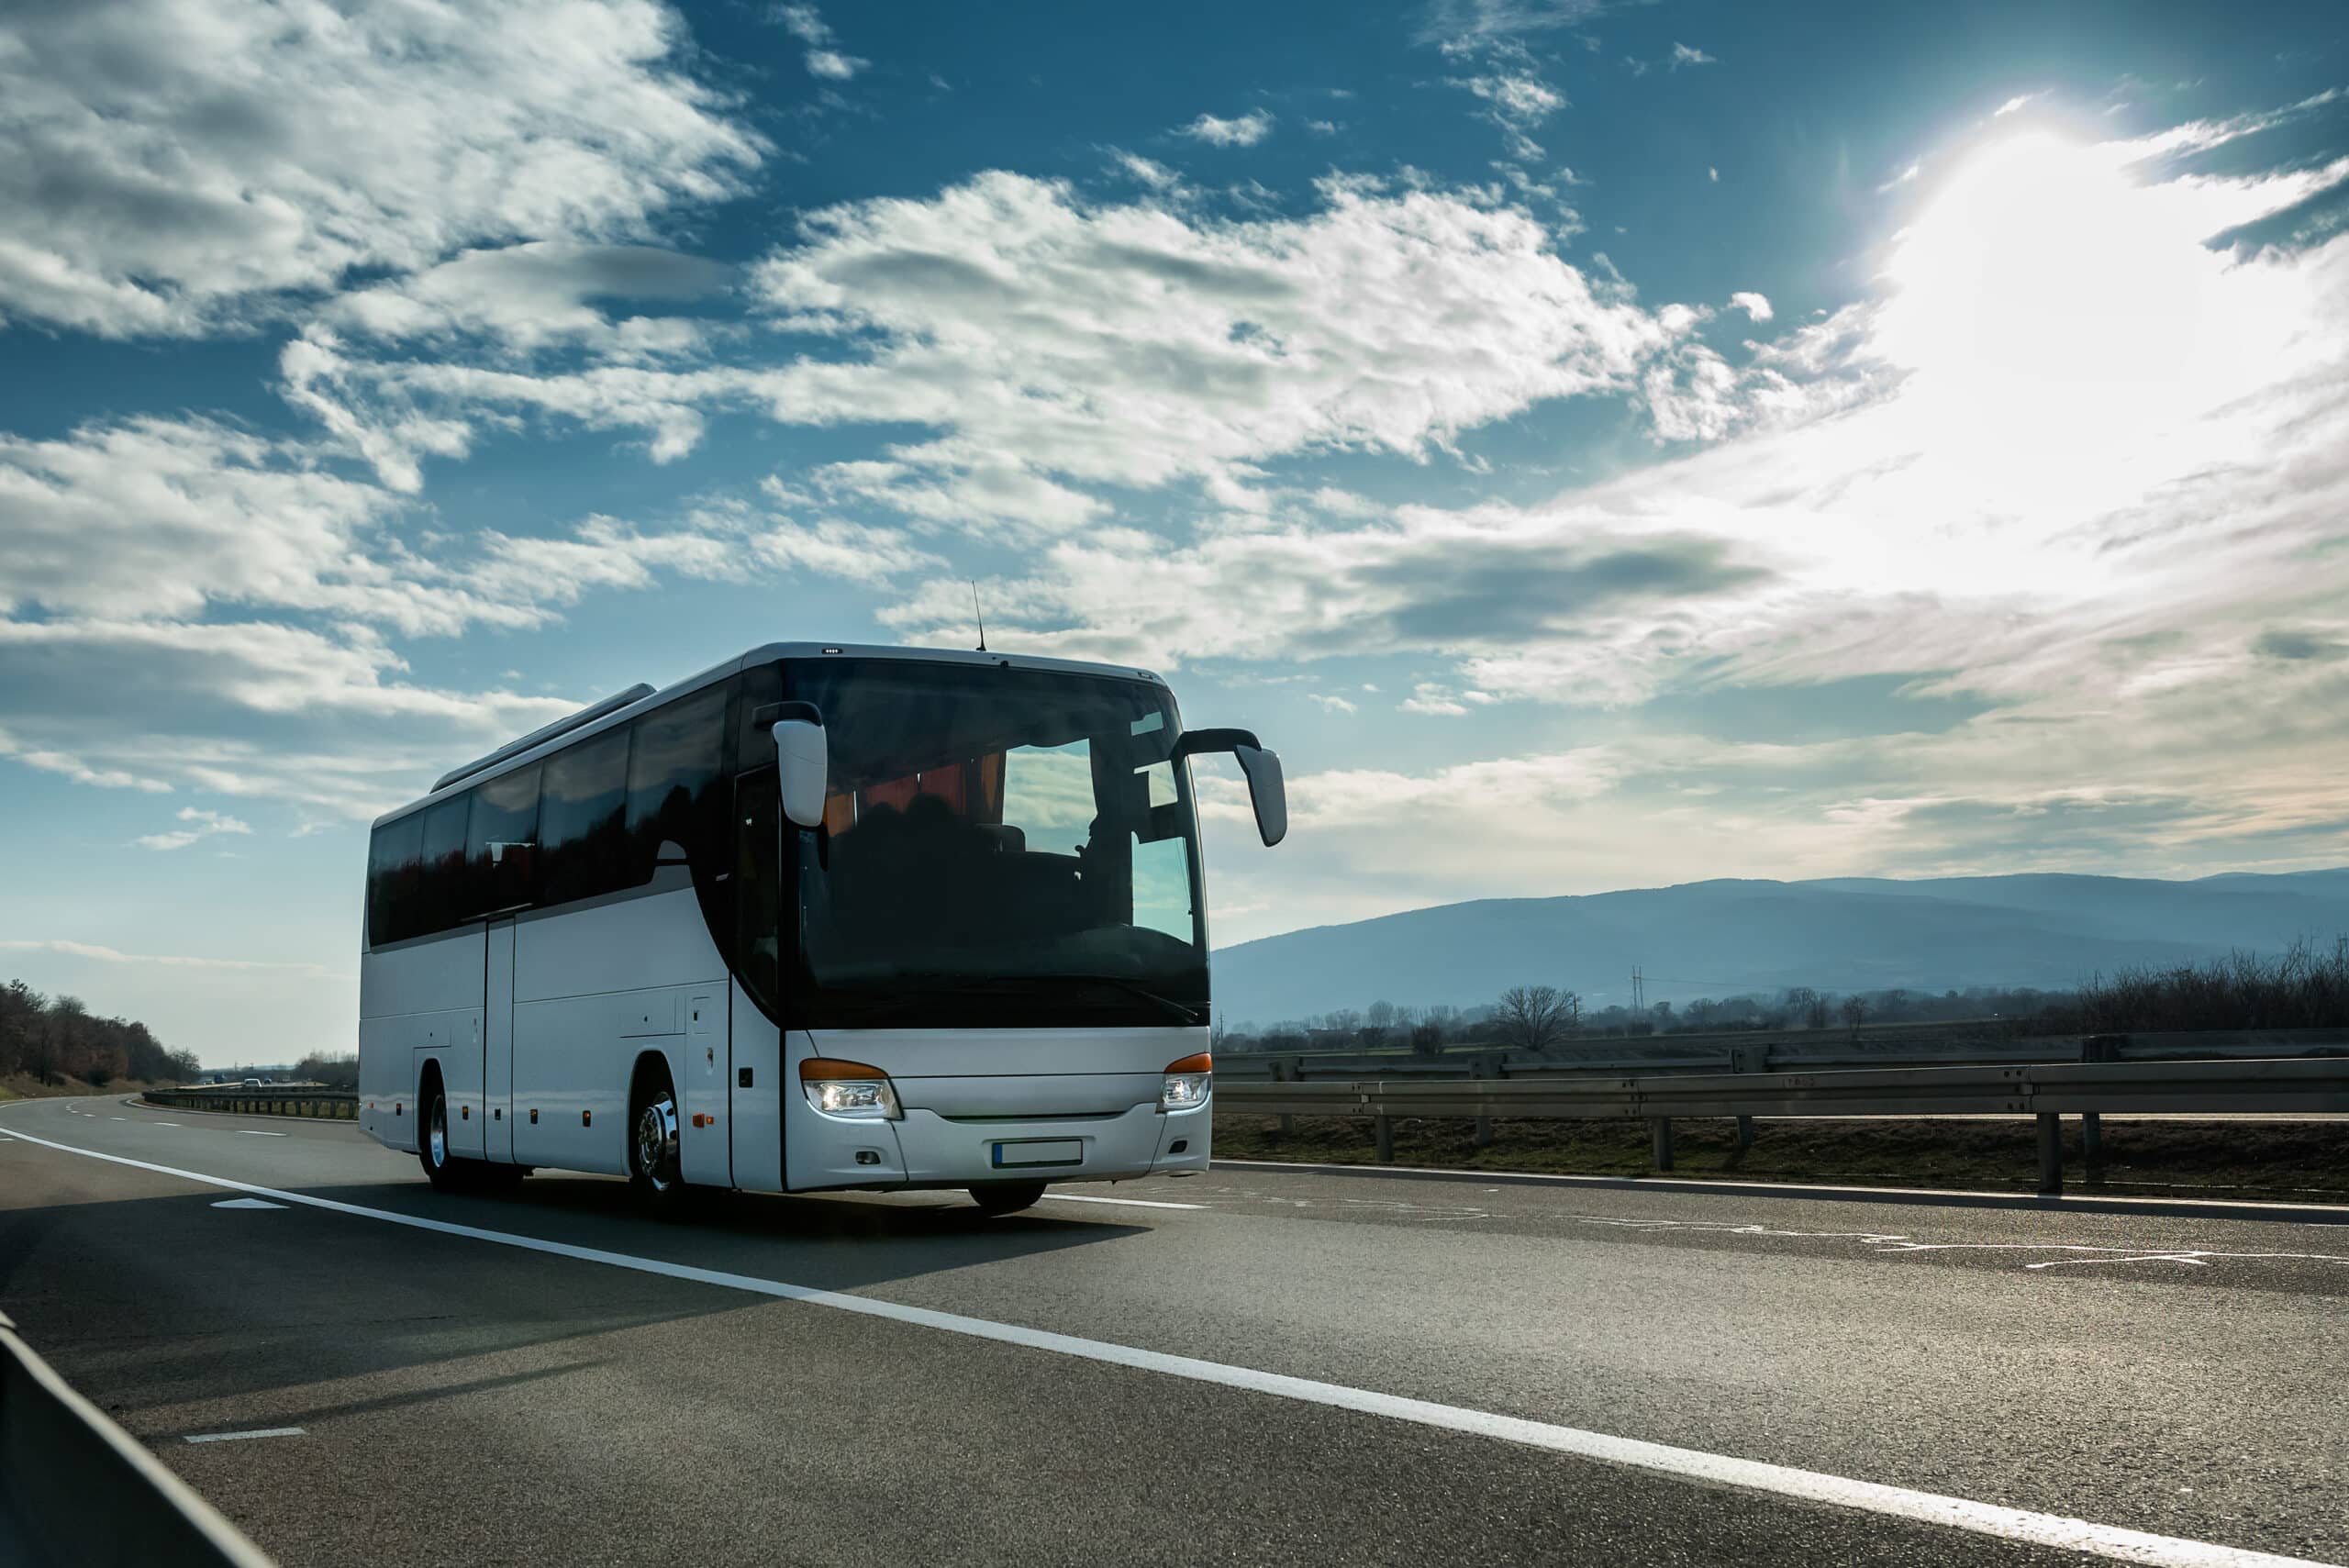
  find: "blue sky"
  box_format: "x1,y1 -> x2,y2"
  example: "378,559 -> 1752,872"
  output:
3,0 -> 2347,1062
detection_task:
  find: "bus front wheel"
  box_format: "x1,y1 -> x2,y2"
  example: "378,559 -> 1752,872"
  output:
969,1181 -> 1046,1217
629,1062 -> 686,1209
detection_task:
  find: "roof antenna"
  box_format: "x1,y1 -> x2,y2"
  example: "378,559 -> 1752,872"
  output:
971,579 -> 988,652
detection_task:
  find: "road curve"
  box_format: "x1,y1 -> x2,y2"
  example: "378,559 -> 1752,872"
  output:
3,1093 -> 2345,1568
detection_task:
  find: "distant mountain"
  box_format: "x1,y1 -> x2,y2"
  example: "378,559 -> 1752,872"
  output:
1208,870 -> 2349,1028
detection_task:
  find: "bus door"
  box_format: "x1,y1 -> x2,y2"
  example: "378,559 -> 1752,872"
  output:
484,914 -> 517,1163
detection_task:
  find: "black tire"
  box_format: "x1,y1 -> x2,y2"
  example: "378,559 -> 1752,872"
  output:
969,1181 -> 1047,1217
417,1073 -> 468,1192
628,1062 -> 686,1210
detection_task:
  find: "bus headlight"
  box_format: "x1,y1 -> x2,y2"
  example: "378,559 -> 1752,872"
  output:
800,1058 -> 902,1120
1161,1051 -> 1212,1112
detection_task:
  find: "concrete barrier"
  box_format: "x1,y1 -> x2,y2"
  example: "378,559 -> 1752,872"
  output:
0,1311 -> 275,1567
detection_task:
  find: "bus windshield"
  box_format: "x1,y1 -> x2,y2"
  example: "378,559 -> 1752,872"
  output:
787,659 -> 1207,1029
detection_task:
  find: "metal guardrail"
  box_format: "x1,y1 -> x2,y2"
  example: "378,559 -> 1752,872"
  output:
0,1311 -> 276,1567
144,1087 -> 357,1119
1213,1053 -> 2349,1194
1214,1029 -> 2349,1084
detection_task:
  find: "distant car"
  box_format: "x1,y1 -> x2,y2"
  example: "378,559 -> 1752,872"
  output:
239,1077 -> 263,1088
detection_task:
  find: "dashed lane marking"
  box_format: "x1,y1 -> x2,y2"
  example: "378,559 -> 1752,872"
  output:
184,1428 -> 304,1444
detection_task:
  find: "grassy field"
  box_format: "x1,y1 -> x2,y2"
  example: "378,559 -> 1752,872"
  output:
1214,1114 -> 2349,1203
0,1073 -> 157,1103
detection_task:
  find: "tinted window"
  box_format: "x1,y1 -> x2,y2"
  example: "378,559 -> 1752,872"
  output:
366,812 -> 424,947
538,727 -> 630,906
624,686 -> 726,882
466,764 -> 540,914
414,795 -> 471,935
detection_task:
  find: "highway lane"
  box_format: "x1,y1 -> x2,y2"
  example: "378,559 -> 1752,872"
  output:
2,1095 -> 2345,1567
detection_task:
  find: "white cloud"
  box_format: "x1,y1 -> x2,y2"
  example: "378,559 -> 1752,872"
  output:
136,806 -> 253,851
742,172 -> 1697,510
1670,42 -> 1718,69
1452,66 -> 1566,160
1310,694 -> 1358,714
1419,0 -> 1609,48
0,939 -> 339,976
805,49 -> 865,81
773,5 -> 866,80
1995,93 -> 2038,117
1307,119 -> 1341,137
0,0 -> 762,337
1729,291 -> 1774,322
323,242 -> 730,358
1708,166 -> 1720,183
1113,152 -> 1180,190
1400,684 -> 1472,716
1177,109 -> 1275,148
0,417 -> 415,625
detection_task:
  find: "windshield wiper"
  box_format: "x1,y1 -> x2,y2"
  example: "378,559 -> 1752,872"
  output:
829,972 -> 1204,1026
1063,976 -> 1203,1026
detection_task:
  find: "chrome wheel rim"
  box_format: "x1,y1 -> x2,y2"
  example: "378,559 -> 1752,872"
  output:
634,1092 -> 678,1193
428,1096 -> 447,1168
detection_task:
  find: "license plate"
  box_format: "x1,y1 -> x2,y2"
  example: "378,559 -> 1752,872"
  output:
992,1139 -> 1084,1168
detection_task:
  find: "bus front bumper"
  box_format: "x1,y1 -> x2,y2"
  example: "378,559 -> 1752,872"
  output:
811,1099 -> 1210,1190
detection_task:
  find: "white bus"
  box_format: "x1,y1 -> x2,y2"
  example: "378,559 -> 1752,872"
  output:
356,643 -> 1286,1215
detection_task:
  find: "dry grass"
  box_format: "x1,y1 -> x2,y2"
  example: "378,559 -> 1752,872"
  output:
0,1073 -> 154,1102
1215,1113 -> 2349,1202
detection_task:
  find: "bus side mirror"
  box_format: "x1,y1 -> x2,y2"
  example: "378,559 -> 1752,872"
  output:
1173,728 -> 1286,848
773,718 -> 829,829
1234,744 -> 1286,847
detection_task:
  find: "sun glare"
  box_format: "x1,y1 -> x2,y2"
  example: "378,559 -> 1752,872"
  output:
1879,130 -> 2217,413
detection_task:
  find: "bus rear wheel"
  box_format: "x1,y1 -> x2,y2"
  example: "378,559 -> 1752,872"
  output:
629,1062 -> 685,1209
969,1181 -> 1046,1217
417,1073 -> 468,1191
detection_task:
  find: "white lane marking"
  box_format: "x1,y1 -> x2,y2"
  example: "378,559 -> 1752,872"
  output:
152,1121 -> 181,1127
109,1116 -> 128,1121
237,1130 -> 288,1138
212,1197 -> 288,1210
184,1428 -> 304,1444
0,1124 -> 2330,1568
1040,1193 -> 1207,1211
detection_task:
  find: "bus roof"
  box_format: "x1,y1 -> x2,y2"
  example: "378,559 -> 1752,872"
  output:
370,642 -> 1169,830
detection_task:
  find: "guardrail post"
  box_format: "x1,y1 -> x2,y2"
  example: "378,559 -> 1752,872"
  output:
2035,1111 -> 2062,1195
1272,1060 -> 1295,1134
2080,1112 -> 2102,1182
1471,1056 -> 1497,1148
1374,1114 -> 1394,1163
1734,1115 -> 1754,1152
1650,1117 -> 1674,1172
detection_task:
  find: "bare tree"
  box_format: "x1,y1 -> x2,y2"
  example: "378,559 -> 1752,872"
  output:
1840,994 -> 1869,1036
1364,999 -> 1397,1047
1558,990 -> 1582,1031
1495,984 -> 1573,1053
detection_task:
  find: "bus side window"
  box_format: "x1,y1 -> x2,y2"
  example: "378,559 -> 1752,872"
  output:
366,812 -> 424,947
625,685 -> 726,884
538,727 -> 629,907
467,763 -> 540,914
414,794 -> 471,936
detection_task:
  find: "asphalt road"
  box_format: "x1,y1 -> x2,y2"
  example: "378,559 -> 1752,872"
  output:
3,1094 -> 2345,1568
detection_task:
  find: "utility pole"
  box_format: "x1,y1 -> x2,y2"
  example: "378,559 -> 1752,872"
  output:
1631,966 -> 1644,1013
